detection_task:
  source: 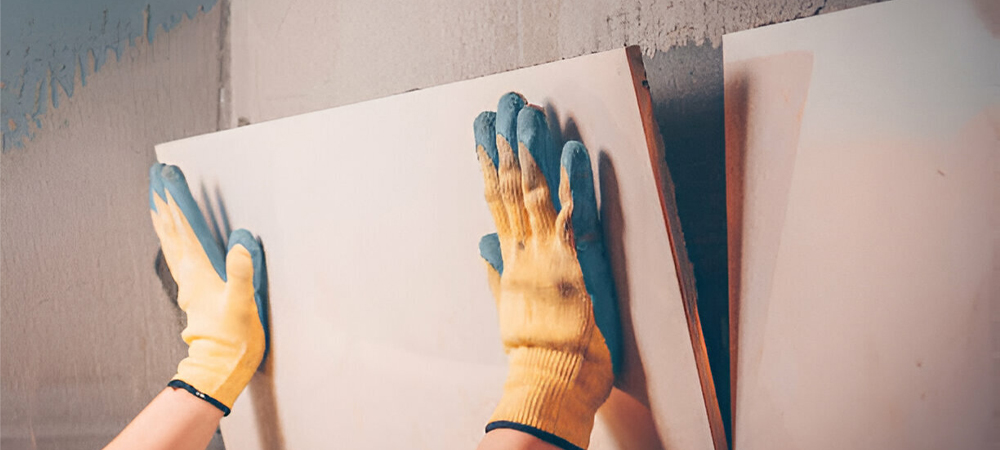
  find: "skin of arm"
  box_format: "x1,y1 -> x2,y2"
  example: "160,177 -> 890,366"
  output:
104,388 -> 222,450
478,429 -> 563,450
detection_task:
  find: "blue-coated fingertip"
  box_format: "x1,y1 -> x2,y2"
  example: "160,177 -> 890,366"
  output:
159,164 -> 227,280
149,162 -> 167,212
496,92 -> 526,155
228,229 -> 270,366
561,141 -> 623,375
561,142 -> 600,238
517,106 -> 561,211
478,233 -> 503,275
474,111 -> 499,168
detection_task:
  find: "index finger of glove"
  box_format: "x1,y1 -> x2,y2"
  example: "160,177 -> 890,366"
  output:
475,111 -> 510,239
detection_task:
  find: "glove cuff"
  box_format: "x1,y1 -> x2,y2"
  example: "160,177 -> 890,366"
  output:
486,421 -> 584,450
167,379 -> 232,416
172,312 -> 266,410
172,338 -> 260,413
489,343 -> 611,449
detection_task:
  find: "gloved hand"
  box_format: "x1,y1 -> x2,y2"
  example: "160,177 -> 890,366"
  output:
474,93 -> 622,450
149,163 -> 269,416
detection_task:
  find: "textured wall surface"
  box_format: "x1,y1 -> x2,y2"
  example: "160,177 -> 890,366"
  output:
0,5 -> 224,449
0,0 -> 220,150
228,0 -> 881,125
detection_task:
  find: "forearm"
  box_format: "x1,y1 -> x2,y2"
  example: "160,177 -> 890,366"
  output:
104,387 -> 223,450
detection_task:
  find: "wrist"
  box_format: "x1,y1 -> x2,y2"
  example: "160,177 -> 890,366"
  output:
172,335 -> 262,413
167,379 -> 232,416
489,341 -> 612,449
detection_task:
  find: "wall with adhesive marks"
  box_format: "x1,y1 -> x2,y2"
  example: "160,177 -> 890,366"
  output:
0,0 -> 219,150
0,1 -> 225,449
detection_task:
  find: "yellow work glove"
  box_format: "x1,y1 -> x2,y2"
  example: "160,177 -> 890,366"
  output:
474,93 -> 618,450
149,163 -> 268,415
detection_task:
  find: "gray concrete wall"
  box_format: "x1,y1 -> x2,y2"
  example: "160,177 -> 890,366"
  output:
0,4 -> 225,449
0,0 -> 222,150
229,0 -> 881,125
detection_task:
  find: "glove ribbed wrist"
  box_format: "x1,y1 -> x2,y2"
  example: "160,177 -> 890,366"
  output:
489,330 -> 613,449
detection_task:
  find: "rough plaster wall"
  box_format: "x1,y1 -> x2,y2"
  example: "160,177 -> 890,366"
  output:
0,0 -> 219,150
228,0 -> 886,442
229,0 -> 882,124
0,8 -> 224,449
